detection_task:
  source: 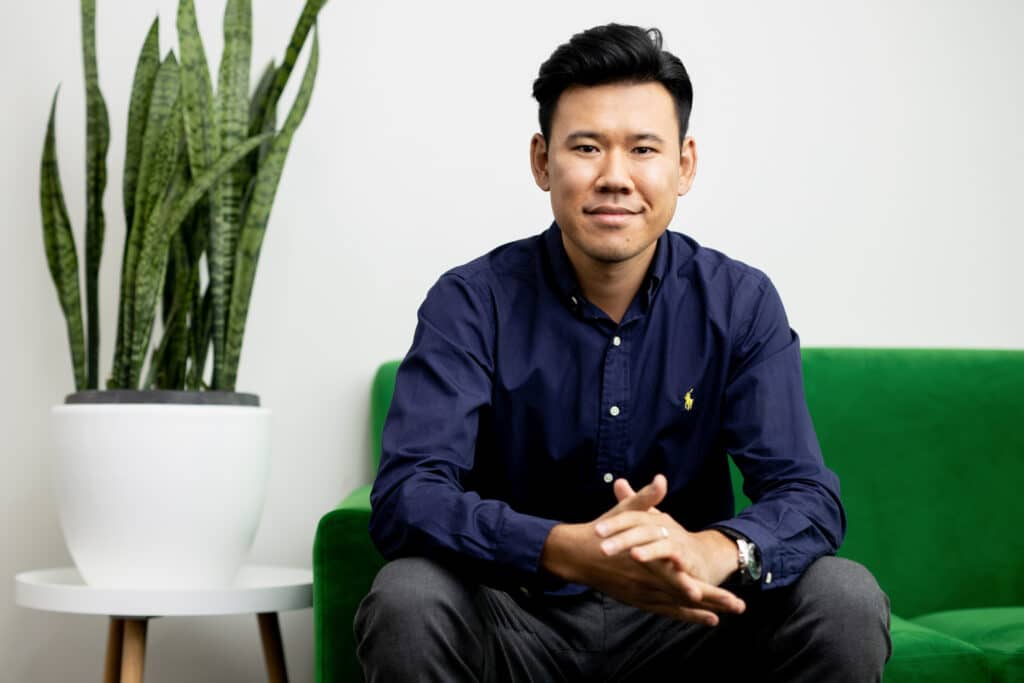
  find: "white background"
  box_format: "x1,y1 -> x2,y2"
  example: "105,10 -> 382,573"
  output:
3,0 -> 1022,680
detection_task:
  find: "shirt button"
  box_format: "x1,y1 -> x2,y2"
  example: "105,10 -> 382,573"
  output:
603,473 -> 614,484
765,572 -> 773,584
570,296 -> 578,307
609,405 -> 620,417
612,336 -> 621,346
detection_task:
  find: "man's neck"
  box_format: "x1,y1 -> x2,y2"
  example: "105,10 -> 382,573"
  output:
563,239 -> 657,325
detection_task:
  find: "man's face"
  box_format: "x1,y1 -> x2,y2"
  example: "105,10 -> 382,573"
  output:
530,81 -> 696,269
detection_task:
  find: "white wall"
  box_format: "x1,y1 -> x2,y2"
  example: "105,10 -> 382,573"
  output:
3,0 -> 1022,680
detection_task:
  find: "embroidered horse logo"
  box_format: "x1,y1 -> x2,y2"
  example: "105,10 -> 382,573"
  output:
683,387 -> 695,411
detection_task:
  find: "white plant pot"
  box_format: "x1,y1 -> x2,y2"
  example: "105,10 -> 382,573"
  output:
52,397 -> 271,589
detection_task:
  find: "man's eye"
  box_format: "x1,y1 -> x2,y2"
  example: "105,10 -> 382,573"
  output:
634,146 -> 656,154
574,145 -> 599,153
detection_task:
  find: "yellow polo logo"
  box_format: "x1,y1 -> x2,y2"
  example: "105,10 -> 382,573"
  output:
683,387 -> 695,411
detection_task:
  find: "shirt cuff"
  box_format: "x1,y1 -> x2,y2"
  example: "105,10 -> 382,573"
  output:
495,508 -> 560,577
708,517 -> 781,590
494,510 -> 593,595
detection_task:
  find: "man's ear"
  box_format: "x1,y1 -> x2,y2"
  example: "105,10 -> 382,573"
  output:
530,133 -> 550,192
677,135 -> 697,197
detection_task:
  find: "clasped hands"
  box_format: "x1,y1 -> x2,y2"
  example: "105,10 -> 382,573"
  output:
541,474 -> 745,626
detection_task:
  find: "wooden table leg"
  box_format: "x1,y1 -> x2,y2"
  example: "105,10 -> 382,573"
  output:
103,617 -> 124,683
120,618 -> 148,683
257,612 -> 288,683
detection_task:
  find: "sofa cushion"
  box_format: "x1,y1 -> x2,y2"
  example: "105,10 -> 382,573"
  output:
885,615 -> 989,683
913,607 -> 1024,683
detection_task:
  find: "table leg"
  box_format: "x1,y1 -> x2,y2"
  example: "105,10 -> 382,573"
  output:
120,618 -> 148,683
257,612 -> 288,683
104,617 -> 124,683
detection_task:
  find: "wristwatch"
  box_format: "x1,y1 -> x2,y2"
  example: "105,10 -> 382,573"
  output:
716,527 -> 762,584
735,537 -> 763,585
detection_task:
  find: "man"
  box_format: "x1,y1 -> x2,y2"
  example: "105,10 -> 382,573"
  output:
355,23 -> 891,681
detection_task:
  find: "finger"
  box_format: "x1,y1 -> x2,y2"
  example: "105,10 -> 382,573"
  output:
636,559 -> 745,615
642,602 -> 721,627
611,478 -> 664,514
621,583 -> 722,626
676,572 -> 746,614
629,540 -> 699,576
607,475 -> 667,515
637,556 -> 704,602
595,510 -> 658,538
612,477 -> 635,503
599,524 -> 672,556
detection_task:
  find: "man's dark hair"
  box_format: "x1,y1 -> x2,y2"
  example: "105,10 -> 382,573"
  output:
532,23 -> 693,143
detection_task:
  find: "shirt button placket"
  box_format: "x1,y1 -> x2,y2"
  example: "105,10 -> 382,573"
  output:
597,330 -> 629,484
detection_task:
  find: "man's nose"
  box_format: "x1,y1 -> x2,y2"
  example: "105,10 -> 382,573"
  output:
595,149 -> 634,194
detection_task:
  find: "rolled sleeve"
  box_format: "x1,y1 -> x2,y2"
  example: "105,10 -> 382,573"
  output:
715,274 -> 846,590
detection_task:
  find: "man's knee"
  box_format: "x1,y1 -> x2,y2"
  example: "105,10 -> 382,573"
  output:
796,557 -> 889,623
355,556 -> 475,637
354,556 -> 483,679
787,556 -> 892,662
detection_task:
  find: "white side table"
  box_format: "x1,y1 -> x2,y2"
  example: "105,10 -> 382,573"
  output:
14,565 -> 313,683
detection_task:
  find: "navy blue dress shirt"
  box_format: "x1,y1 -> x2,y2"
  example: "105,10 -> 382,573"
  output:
369,223 -> 845,594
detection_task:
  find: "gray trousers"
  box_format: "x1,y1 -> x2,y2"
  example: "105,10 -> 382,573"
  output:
354,555 -> 891,682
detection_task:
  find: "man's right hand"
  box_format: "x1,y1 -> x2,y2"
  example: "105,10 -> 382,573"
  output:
540,476 -> 745,626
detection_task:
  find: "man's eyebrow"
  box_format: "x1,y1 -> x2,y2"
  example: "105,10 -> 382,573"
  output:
564,131 -> 667,144
633,132 -> 666,144
565,131 -> 606,143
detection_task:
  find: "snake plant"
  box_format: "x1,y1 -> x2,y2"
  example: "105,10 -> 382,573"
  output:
40,0 -> 326,393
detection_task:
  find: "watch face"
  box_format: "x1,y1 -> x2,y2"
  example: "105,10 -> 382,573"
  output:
738,538 -> 762,582
747,543 -> 762,581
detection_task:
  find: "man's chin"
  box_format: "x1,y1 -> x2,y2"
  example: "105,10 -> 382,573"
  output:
560,224 -> 659,268
581,243 -> 646,265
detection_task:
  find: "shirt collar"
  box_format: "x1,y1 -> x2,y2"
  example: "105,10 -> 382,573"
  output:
541,221 -> 671,313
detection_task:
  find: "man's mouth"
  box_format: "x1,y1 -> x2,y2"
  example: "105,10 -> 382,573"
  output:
585,205 -> 640,215
584,206 -> 640,226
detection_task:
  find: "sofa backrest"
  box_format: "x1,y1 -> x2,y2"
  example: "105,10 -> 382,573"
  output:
788,348 -> 1024,617
371,361 -> 400,473
372,348 -> 1024,617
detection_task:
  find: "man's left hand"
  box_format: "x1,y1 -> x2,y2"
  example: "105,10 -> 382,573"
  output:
595,477 -> 740,588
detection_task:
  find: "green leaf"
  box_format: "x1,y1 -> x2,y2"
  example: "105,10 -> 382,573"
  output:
248,59 -> 276,172
127,132 -> 270,386
250,0 -> 326,140
222,28 -> 320,390
81,0 -> 110,390
40,89 -> 87,391
164,134 -> 270,248
145,230 -> 192,389
187,284 -> 213,390
168,205 -> 207,388
161,225 -> 189,329
179,168 -> 210,391
115,17 -> 160,387
113,52 -> 180,387
133,54 -> 181,225
127,114 -> 188,387
177,0 -> 216,175
123,17 -> 160,233
142,96 -> 186,233
209,0 -> 252,390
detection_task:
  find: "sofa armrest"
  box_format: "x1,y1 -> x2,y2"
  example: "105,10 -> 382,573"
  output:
313,484 -> 385,683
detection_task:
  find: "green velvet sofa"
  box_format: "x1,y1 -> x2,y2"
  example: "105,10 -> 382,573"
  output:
314,348 -> 1024,682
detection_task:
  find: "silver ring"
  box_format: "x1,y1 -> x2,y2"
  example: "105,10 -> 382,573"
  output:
660,526 -> 669,539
